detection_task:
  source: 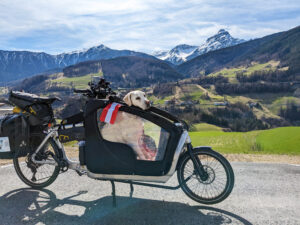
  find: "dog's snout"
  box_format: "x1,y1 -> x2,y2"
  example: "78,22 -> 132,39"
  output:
146,100 -> 150,106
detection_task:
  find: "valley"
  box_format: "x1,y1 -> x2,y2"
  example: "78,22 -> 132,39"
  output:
0,25 -> 299,141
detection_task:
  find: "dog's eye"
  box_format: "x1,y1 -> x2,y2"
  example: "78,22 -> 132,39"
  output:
136,97 -> 141,100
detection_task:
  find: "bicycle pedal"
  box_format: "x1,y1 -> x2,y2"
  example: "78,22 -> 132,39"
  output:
76,170 -> 86,176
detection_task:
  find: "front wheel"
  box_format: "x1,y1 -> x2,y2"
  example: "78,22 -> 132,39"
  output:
13,138 -> 61,189
177,148 -> 234,204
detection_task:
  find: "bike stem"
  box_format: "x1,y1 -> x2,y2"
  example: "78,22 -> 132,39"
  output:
187,143 -> 208,181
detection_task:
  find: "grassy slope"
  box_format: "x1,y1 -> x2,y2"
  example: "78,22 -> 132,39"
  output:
150,82 -> 282,122
190,123 -> 224,132
269,96 -> 300,114
50,72 -> 103,89
190,125 -> 300,155
207,60 -> 285,78
150,84 -> 224,105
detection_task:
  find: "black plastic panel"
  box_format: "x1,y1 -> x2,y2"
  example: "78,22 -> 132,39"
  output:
83,100 -> 183,176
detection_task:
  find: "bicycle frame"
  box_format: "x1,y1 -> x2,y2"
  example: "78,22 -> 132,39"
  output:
31,129 -> 191,183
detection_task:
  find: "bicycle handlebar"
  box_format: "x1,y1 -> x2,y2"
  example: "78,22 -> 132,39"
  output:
73,78 -> 116,99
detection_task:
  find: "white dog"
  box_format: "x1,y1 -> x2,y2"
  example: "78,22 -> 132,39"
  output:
123,90 -> 151,110
101,90 -> 153,160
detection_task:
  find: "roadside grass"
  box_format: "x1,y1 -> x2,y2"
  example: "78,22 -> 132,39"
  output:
256,127 -> 300,155
190,126 -> 300,155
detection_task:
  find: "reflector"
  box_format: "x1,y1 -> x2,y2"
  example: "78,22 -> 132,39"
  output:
0,137 -> 11,153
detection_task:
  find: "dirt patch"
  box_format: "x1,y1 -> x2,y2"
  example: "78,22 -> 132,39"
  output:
64,146 -> 79,160
0,159 -> 12,166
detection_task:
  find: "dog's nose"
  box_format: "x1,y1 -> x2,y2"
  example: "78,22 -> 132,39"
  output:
146,100 -> 150,106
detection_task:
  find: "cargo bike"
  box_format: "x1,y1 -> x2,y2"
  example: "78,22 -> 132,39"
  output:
0,78 -> 234,205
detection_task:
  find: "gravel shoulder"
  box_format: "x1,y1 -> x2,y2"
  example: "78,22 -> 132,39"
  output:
224,153 -> 300,164
1,147 -> 300,166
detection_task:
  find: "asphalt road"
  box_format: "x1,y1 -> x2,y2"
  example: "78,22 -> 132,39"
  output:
0,162 -> 299,225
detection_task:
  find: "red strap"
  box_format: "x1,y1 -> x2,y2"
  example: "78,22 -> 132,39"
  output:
100,103 -> 112,122
110,104 -> 121,124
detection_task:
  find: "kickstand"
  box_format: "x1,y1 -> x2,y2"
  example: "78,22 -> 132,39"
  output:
129,182 -> 134,198
110,181 -> 117,207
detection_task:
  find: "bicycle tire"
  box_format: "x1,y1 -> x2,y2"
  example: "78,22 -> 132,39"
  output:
177,148 -> 234,204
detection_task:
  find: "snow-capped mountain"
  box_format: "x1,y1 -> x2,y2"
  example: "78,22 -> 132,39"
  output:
153,44 -> 198,65
154,29 -> 245,65
0,44 -> 153,82
0,29 -> 244,82
54,44 -> 153,67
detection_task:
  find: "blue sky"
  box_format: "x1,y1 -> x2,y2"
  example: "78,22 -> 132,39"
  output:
0,0 -> 299,54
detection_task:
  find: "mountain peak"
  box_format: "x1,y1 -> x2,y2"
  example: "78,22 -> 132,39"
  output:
60,44 -> 109,55
206,29 -> 232,43
217,29 -> 228,34
95,44 -> 108,49
153,29 -> 245,65
170,44 -> 198,54
154,44 -> 198,64
172,44 -> 197,49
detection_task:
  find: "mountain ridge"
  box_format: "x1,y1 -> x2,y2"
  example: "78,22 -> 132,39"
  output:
0,44 -> 155,82
177,26 -> 300,77
153,29 -> 245,65
15,55 -> 184,91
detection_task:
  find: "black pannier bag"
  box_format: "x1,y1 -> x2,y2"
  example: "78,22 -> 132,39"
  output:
0,114 -> 29,159
9,91 -> 55,126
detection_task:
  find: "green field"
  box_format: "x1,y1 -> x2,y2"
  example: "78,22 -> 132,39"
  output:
190,123 -> 224,132
65,124 -> 300,155
269,96 -> 300,114
50,72 -> 103,89
207,60 -> 286,78
190,125 -> 300,155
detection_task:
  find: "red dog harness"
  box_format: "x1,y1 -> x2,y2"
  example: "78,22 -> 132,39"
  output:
100,103 -> 122,124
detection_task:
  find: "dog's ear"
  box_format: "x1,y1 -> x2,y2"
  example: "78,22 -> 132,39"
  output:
123,93 -> 132,106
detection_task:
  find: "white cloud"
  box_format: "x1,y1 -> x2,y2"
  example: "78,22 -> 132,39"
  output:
0,0 -> 299,54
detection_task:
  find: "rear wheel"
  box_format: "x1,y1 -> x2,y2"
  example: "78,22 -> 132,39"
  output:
177,148 -> 234,204
13,139 -> 61,189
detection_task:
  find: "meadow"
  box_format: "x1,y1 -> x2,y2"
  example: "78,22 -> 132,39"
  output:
190,124 -> 300,155
50,72 -> 103,89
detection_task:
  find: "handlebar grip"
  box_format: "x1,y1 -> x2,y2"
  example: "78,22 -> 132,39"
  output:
73,89 -> 89,93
